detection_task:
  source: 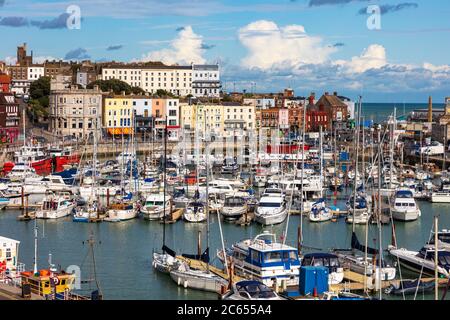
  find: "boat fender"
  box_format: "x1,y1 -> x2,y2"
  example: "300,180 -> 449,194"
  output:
184,280 -> 188,288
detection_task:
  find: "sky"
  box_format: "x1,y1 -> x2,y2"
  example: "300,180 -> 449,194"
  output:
0,0 -> 449,102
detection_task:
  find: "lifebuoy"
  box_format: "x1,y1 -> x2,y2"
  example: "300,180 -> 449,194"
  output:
52,276 -> 59,285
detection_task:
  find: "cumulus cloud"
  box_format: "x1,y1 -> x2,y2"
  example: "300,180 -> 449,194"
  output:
64,48 -> 90,60
140,26 -> 206,64
238,20 -> 336,70
334,44 -> 387,73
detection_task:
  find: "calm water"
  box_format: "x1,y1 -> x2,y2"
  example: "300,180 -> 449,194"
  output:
362,103 -> 444,123
1,196 -> 449,300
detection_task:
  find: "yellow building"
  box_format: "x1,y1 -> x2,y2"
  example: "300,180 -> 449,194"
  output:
180,103 -> 224,135
103,95 -> 134,135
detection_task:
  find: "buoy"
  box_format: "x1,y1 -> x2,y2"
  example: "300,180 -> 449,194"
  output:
184,280 -> 188,288
313,287 -> 318,297
177,277 -> 181,286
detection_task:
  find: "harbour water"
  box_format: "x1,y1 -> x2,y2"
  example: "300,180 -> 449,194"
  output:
1,194 -> 449,300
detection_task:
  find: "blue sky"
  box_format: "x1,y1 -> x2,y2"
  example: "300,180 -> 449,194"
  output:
1,0 -> 449,102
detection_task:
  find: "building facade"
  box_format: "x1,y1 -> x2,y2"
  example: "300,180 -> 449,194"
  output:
0,93 -> 20,143
192,64 -> 221,97
49,84 -> 103,139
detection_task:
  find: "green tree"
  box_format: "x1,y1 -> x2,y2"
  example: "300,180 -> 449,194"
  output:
131,86 -> 146,95
155,89 -> 175,97
29,76 -> 51,103
87,79 -> 132,94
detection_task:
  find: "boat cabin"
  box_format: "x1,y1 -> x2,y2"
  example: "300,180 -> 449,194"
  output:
20,269 -> 76,297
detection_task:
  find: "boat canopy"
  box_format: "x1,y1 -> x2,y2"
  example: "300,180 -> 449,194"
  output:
234,281 -> 277,299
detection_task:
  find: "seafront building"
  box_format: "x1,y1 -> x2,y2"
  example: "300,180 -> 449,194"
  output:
48,80 -> 103,139
0,93 -> 20,143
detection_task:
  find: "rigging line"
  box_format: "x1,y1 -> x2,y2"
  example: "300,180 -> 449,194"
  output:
413,224 -> 435,301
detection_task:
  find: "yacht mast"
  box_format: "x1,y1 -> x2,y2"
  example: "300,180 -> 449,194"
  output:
352,96 -> 362,233
299,103 -> 306,253
162,116 -> 167,251
435,215 -> 439,300
204,110 -> 210,273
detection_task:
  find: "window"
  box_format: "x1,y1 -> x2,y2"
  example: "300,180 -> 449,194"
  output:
169,110 -> 177,116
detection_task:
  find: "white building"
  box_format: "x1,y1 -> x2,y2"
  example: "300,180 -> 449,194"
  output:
223,104 -> 256,137
243,98 -> 275,110
27,65 -> 45,81
102,65 -> 194,96
131,97 -> 152,117
0,236 -> 20,272
192,64 -> 221,98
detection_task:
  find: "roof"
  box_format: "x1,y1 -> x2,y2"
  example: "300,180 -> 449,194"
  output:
315,94 -> 347,108
0,236 -> 20,244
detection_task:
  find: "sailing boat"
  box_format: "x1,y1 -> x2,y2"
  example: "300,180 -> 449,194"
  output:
169,113 -> 228,293
74,117 -> 102,222
105,111 -> 138,222
309,127 -> 332,222
152,119 -> 181,274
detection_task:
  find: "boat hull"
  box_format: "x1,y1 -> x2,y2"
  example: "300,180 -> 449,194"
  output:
254,208 -> 287,225
391,208 -> 421,222
35,204 -> 76,219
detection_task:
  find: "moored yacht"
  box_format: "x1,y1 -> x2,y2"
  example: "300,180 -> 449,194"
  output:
254,194 -> 287,225
140,194 -> 172,220
220,196 -> 247,220
222,280 -> 285,300
390,189 -> 421,221
217,232 -> 300,288
431,183 -> 450,203
301,253 -> 344,285
309,198 -> 333,222
35,196 -> 76,219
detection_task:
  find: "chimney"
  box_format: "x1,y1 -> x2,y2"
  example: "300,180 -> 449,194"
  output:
325,92 -> 329,96
121,91 -> 126,96
308,93 -> 315,105
428,96 -> 433,123
333,91 -> 337,96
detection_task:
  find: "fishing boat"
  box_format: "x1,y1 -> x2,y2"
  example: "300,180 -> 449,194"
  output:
220,196 -> 247,220
430,183 -> 450,203
254,194 -> 287,225
183,201 -> 207,223
388,245 -> 450,278
140,194 -> 172,220
48,146 -> 80,171
35,195 -> 76,219
309,198 -> 333,222
222,280 -> 285,300
3,144 -> 53,176
390,188 -> 421,221
301,253 -> 344,285
217,232 -> 300,288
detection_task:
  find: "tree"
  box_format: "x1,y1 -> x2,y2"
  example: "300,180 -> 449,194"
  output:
131,86 -> 146,95
155,89 -> 175,97
29,76 -> 51,102
87,79 -> 132,94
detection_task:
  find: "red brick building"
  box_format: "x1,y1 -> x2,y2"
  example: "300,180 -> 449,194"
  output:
0,93 -> 20,143
306,94 -> 329,131
0,74 -> 10,93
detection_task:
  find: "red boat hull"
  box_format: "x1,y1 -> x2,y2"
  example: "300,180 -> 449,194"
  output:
54,154 -> 80,172
2,158 -> 53,176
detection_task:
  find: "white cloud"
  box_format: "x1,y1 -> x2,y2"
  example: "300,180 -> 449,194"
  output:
140,26 -> 206,65
334,44 -> 387,73
238,20 -> 336,70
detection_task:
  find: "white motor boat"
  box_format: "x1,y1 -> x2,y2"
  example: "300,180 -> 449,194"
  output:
309,198 -> 333,222
183,201 -> 207,223
222,280 -> 285,300
220,196 -> 247,219
390,188 -> 421,221
217,232 -> 300,288
104,201 -> 138,222
254,194 -> 287,225
301,253 -> 344,285
388,245 -> 450,278
140,194 -> 172,220
431,184 -> 450,203
35,196 -> 76,219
